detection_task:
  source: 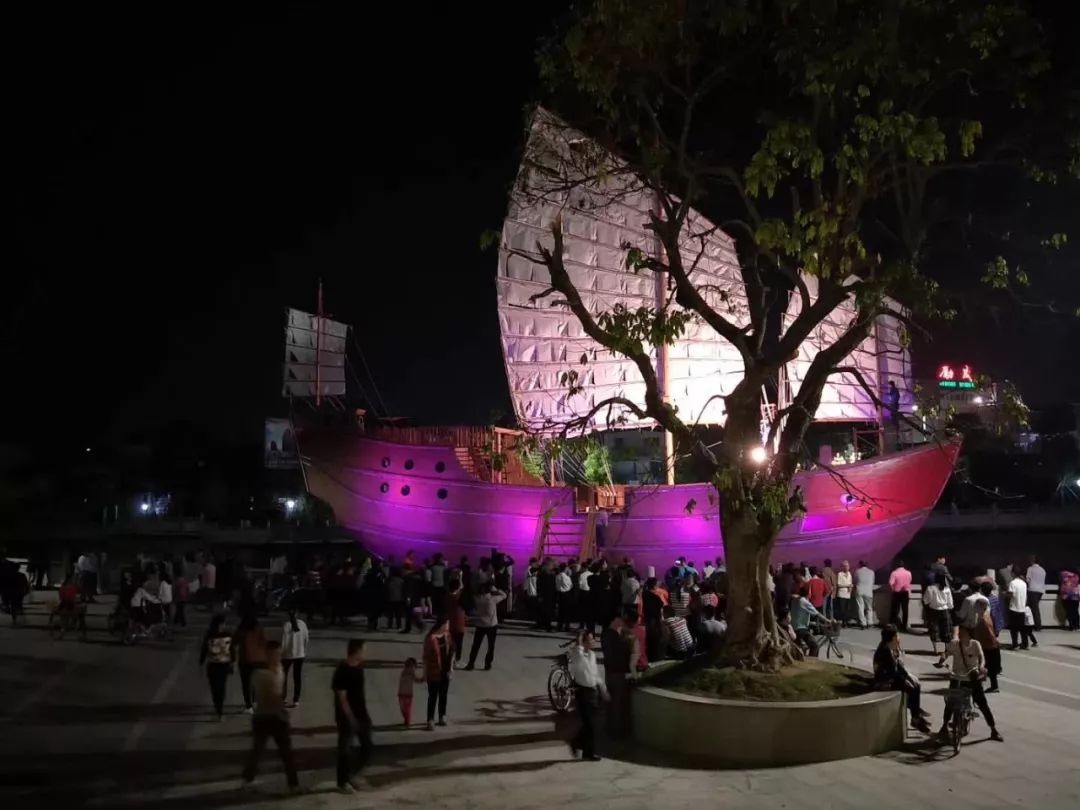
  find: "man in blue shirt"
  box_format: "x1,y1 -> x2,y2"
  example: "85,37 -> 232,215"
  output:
790,590 -> 826,657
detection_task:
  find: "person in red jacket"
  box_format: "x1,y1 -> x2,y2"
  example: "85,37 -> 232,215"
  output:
806,567 -> 828,610
422,617 -> 455,730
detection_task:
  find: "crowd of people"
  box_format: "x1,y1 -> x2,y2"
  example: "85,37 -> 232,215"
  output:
4,543 -> 1079,790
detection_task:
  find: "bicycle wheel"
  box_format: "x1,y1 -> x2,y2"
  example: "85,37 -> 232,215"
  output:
48,613 -> 62,640
547,667 -> 574,713
951,717 -> 964,754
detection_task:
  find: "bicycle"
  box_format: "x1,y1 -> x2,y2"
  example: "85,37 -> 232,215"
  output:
547,639 -> 577,713
810,619 -> 851,661
944,687 -> 976,754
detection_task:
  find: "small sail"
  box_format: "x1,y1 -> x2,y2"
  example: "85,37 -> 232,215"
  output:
496,109 -> 749,435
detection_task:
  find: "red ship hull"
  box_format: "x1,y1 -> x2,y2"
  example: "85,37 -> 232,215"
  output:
300,431 -> 960,575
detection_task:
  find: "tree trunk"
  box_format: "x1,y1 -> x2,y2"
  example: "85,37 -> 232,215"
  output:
720,509 -> 797,670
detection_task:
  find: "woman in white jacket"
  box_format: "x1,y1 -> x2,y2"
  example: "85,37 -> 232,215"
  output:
281,609 -> 309,707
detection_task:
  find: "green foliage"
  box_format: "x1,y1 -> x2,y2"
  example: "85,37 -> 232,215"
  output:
582,439 -> 612,485
596,304 -> 695,353
981,256 -> 1030,289
517,445 -> 547,480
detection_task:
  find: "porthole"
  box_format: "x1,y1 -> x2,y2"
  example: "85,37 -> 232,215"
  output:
437,488 -> 448,500
404,459 -> 415,470
381,457 -> 391,468
435,461 -> 446,473
379,482 -> 389,493
401,485 -> 411,496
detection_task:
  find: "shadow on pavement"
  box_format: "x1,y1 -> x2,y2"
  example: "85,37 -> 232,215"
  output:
472,694 -> 554,725
366,757 -> 564,788
0,729 -> 566,803
4,701 -> 212,724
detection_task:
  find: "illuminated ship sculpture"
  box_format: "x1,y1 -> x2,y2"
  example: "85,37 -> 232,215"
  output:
298,110 -> 960,574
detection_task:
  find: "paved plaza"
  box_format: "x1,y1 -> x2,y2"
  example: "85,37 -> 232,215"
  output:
1,594 -> 1078,809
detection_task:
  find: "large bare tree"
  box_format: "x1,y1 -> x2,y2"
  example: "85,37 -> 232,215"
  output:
509,0 -> 1077,668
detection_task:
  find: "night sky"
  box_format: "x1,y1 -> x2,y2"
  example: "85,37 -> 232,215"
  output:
8,4 -> 1079,456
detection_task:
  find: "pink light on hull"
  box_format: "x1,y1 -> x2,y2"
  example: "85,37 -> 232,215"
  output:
300,431 -> 960,577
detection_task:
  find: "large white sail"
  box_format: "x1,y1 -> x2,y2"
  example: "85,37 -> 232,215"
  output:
783,276 -> 913,421
496,109 -> 749,434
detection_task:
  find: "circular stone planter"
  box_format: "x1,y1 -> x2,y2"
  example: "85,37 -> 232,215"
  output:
631,669 -> 904,767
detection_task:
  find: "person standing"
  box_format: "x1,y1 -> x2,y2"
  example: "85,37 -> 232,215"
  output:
577,562 -> 593,632
937,625 -> 1003,742
524,561 -> 539,626
76,551 -> 98,603
158,572 -> 174,626
923,571 -> 953,666
555,564 -> 574,632
201,555 -> 217,609
465,582 -> 506,670
929,555 -> 954,589
595,507 -> 608,550
281,609 -> 309,707
600,609 -> 639,739
620,568 -> 642,611
855,561 -> 876,628
423,617 -> 455,729
806,567 -> 827,611
835,561 -> 854,627
1060,569 -> 1080,631
200,613 -> 234,720
566,629 -> 606,761
233,613 -> 268,713
386,567 -> 405,630
971,591 -> 1002,693
428,553 -> 448,614
821,559 -> 838,620
537,560 -> 557,632
241,641 -> 300,792
447,576 -> 467,664
888,560 -> 913,631
1024,556 -> 1046,633
958,580 -> 991,629
332,639 -> 373,794
397,657 -> 423,727
1007,569 -> 1035,650
174,567 -> 189,627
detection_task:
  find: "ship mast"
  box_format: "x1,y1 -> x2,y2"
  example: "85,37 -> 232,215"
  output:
315,278 -> 323,407
653,193 -> 675,485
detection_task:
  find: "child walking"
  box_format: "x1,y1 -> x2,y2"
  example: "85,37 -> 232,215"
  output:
397,657 -> 423,726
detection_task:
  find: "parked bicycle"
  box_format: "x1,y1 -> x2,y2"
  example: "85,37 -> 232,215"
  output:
547,639 -> 577,713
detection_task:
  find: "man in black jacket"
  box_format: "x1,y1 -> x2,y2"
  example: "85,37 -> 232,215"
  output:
537,559 -> 557,632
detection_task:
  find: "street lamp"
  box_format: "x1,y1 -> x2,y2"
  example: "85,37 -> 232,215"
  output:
749,446 -> 768,465
285,498 -> 297,512
140,502 -> 150,513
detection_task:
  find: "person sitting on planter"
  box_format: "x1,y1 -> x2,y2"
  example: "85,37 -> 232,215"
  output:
662,605 -> 695,659
696,604 -> 727,653
873,624 -> 932,733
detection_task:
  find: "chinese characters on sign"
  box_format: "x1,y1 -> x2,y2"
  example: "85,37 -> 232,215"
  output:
937,364 -> 976,389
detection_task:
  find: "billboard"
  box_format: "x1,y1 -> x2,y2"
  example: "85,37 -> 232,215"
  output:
265,418 -> 299,469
